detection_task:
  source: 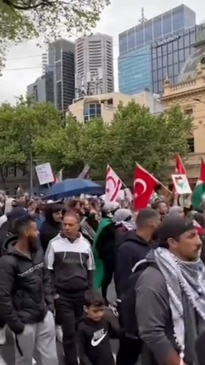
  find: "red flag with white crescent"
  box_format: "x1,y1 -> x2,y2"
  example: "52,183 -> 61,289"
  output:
133,164 -> 158,211
105,165 -> 122,202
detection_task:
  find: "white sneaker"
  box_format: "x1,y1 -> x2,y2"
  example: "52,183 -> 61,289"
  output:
56,325 -> 63,342
0,326 -> 6,345
32,360 -> 36,365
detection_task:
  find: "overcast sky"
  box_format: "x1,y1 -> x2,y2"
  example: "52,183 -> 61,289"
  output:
0,0 -> 204,104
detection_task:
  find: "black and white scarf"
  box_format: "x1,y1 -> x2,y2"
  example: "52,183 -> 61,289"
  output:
154,247 -> 205,361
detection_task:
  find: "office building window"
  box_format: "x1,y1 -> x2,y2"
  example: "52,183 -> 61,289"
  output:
84,103 -> 101,123
168,53 -> 173,65
174,63 -> 179,75
173,11 -> 183,31
128,29 -> 135,50
184,34 -> 190,47
173,51 -> 178,63
119,34 -> 127,54
168,42 -> 173,54
154,18 -> 162,38
152,58 -> 157,71
157,57 -> 162,68
178,36 -> 184,50
190,32 -> 196,44
136,29 -> 144,47
163,14 -> 172,35
179,49 -> 184,62
145,23 -> 153,42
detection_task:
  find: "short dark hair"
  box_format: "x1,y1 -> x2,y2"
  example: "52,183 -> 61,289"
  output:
13,215 -> 35,236
62,211 -> 80,224
84,291 -> 105,308
152,200 -> 167,210
136,208 -> 160,229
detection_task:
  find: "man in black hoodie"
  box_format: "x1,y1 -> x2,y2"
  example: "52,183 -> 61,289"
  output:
0,207 -> 28,345
0,215 -> 58,365
115,208 -> 161,365
114,208 -> 161,299
40,202 -> 63,252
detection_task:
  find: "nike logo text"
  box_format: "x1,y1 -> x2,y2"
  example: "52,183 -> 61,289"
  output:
91,329 -> 108,347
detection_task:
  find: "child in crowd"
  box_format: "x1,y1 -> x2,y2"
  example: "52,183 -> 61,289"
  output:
78,291 -> 121,365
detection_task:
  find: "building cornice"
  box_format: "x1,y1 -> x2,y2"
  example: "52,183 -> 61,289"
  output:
161,85 -> 205,101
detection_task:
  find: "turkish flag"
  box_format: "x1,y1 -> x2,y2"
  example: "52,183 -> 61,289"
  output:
175,155 -> 186,174
133,164 -> 158,211
105,165 -> 122,202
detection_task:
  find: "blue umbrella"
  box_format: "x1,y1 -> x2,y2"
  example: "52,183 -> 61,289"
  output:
45,178 -> 104,200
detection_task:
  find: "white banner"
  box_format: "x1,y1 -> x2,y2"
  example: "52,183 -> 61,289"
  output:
35,163 -> 54,185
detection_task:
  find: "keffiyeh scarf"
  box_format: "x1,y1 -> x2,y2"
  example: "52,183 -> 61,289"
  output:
154,247 -> 205,361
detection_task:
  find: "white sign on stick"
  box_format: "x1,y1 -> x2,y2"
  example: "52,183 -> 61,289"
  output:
35,163 -> 54,185
172,174 -> 192,195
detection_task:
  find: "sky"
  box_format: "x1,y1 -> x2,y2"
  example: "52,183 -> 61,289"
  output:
0,0 -> 204,104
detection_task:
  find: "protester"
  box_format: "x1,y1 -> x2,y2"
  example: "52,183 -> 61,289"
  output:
93,202 -> 119,302
45,212 -> 95,365
115,208 -> 161,365
40,202 -> 63,252
78,290 -> 121,365
0,215 -> 58,365
115,208 -> 161,299
136,216 -> 204,365
168,205 -> 184,217
0,207 -> 29,345
153,200 -> 169,220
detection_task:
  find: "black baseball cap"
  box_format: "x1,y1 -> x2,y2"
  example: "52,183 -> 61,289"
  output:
158,216 -> 195,242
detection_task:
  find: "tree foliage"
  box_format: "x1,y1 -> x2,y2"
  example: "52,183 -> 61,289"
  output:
108,101 -> 192,179
0,98 -> 193,183
0,0 -> 110,66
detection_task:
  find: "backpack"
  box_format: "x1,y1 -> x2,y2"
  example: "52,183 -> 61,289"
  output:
119,259 -> 150,339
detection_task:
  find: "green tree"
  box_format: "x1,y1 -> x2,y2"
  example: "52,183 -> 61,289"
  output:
108,101 -> 193,179
1,0 -> 110,67
34,115 -> 84,174
78,119 -> 111,177
0,98 -> 63,184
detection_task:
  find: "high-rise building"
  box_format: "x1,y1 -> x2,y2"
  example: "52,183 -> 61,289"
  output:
48,39 -> 75,111
27,72 -> 54,103
118,4 -> 196,95
151,23 -> 205,94
75,33 -> 114,98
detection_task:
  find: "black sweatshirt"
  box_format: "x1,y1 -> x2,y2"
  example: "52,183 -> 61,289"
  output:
78,317 -> 121,365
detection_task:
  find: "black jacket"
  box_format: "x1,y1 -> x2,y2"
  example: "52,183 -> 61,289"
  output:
40,206 -> 61,252
78,314 -> 121,365
114,230 -> 152,298
0,236 -> 54,334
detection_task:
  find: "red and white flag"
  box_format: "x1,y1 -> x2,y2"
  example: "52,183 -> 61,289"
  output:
105,165 -> 122,202
133,164 -> 158,211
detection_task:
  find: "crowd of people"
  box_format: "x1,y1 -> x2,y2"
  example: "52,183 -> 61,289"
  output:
0,195 -> 204,365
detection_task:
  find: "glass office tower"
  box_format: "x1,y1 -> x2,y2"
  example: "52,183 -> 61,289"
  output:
118,4 -> 196,95
151,23 -> 205,94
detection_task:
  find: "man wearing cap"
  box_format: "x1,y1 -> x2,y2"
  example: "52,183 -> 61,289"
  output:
136,216 -> 205,365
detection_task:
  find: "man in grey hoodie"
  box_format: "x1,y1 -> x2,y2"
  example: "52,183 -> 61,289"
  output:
136,216 -> 205,365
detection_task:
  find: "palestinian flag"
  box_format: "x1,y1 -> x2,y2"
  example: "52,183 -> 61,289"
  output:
192,159 -> 205,211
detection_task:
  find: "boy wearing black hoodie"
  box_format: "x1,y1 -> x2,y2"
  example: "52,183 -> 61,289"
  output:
78,291 -> 121,365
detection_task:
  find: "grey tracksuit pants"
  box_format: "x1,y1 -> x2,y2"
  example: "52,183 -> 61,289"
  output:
14,311 -> 58,365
